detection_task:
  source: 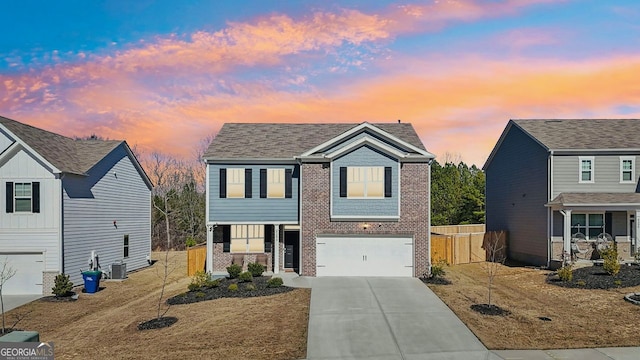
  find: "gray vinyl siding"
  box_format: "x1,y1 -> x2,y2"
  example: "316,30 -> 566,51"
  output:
62,145 -> 151,285
552,211 -> 563,237
331,146 -> 399,218
485,125 -> 549,265
611,211 -> 627,238
552,155 -> 640,198
209,164 -> 299,223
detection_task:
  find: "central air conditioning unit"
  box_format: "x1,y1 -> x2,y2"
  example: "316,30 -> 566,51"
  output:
111,262 -> 127,279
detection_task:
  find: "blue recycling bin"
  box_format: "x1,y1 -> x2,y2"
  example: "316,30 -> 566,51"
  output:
82,270 -> 102,293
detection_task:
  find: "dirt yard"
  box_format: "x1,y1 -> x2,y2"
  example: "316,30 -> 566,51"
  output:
6,251 -> 310,360
429,262 -> 640,349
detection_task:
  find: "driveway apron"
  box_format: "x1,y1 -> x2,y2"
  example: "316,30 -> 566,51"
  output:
306,277 -> 491,360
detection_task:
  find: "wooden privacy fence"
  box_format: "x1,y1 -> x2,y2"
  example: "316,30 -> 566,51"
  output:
430,225 -> 507,265
187,245 -> 206,276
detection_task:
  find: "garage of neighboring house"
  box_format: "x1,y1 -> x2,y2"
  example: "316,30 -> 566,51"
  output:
0,253 -> 43,295
315,236 -> 414,277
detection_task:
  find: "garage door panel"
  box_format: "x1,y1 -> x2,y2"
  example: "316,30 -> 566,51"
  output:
316,237 -> 413,277
0,253 -> 43,295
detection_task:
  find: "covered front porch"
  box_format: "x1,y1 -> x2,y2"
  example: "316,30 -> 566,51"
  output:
205,223 -> 301,275
548,193 -> 640,262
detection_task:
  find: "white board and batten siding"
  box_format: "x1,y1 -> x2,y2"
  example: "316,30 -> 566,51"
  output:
316,236 -> 413,277
0,148 -> 62,292
63,145 -> 151,285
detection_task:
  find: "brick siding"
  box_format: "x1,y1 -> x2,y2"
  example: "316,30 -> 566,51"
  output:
300,162 -> 430,277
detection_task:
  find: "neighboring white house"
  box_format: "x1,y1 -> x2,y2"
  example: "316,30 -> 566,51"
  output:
0,116 -> 152,295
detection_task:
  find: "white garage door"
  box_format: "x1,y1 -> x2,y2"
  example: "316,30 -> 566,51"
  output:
0,253 -> 43,295
316,236 -> 413,277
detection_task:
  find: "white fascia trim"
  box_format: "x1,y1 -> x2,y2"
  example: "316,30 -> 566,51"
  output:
0,125 -> 61,174
208,221 -> 299,225
206,158 -> 297,164
300,123 -> 434,158
330,215 -> 400,221
324,136 -> 406,160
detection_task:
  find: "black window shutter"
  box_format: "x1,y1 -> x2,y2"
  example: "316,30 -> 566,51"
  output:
260,169 -> 267,198
32,182 -> 40,213
339,167 -> 347,197
219,169 -> 227,198
285,169 -> 292,198
222,225 -> 230,252
245,169 -> 252,198
384,167 -> 392,198
5,182 -> 13,213
264,225 -> 273,253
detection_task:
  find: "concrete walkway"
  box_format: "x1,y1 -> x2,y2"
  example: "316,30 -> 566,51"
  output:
279,274 -> 640,360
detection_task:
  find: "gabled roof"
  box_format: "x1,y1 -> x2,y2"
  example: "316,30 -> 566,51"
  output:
513,119 -> 640,150
484,119 -> 640,170
1,116 -> 126,176
204,122 -> 429,160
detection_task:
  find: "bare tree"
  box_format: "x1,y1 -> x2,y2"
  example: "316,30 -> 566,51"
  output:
0,258 -> 17,333
482,231 -> 506,306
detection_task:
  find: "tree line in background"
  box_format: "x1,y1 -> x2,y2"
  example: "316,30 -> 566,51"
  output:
137,140 -> 484,250
430,155 -> 486,226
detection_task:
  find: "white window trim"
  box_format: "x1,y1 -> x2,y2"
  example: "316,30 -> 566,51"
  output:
346,166 -> 385,199
14,182 -> 33,213
570,212 -> 605,240
620,156 -> 635,184
267,168 -> 285,199
226,168 -> 245,198
230,224 -> 265,253
578,156 -> 594,184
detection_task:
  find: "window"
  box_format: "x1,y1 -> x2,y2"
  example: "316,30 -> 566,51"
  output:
571,213 -> 604,239
620,157 -> 635,183
579,157 -> 594,183
347,167 -> 384,198
267,169 -> 285,198
226,168 -> 245,198
5,182 -> 40,213
230,225 -> 264,253
124,235 -> 129,258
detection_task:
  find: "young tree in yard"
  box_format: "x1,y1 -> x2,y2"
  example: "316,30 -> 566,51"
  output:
482,231 -> 506,307
0,258 -> 16,333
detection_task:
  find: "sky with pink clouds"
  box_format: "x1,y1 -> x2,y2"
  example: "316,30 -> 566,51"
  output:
2,0 -> 640,166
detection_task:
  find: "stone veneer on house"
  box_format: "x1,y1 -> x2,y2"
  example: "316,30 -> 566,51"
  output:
300,162 -> 430,277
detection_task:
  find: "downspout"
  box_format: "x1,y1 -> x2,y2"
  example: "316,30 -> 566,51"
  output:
59,173 -> 65,275
296,157 -> 303,276
205,161 -> 213,274
427,158 -> 433,275
547,151 -> 553,267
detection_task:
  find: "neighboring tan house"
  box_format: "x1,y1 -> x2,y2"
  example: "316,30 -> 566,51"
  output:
484,119 -> 640,266
204,122 -> 434,277
0,116 -> 152,295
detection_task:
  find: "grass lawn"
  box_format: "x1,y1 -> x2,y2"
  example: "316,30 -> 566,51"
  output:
428,262 -> 640,349
5,251 -> 310,360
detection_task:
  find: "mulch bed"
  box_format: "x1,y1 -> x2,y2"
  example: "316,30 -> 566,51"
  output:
420,276 -> 452,285
167,276 -> 293,305
137,317 -> 178,330
40,292 -> 78,302
470,304 -> 511,316
547,264 -> 640,289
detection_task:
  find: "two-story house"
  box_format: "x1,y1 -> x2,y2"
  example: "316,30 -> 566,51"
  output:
204,122 -> 434,277
0,116 -> 152,294
484,119 -> 640,267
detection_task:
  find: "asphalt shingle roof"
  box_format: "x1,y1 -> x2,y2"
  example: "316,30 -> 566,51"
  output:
204,123 -> 426,159
0,116 -> 122,175
548,192 -> 640,206
513,119 -> 640,150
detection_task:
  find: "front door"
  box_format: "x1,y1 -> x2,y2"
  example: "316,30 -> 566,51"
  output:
284,231 -> 300,273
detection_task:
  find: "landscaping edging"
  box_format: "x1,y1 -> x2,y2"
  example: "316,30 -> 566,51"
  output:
624,293 -> 640,305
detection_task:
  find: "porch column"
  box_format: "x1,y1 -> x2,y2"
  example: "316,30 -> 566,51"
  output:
206,225 -> 214,273
636,210 -> 640,253
562,209 -> 572,263
274,224 -> 280,274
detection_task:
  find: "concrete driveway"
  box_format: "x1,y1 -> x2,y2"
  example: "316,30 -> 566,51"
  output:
2,295 -> 41,312
305,277 -> 492,360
